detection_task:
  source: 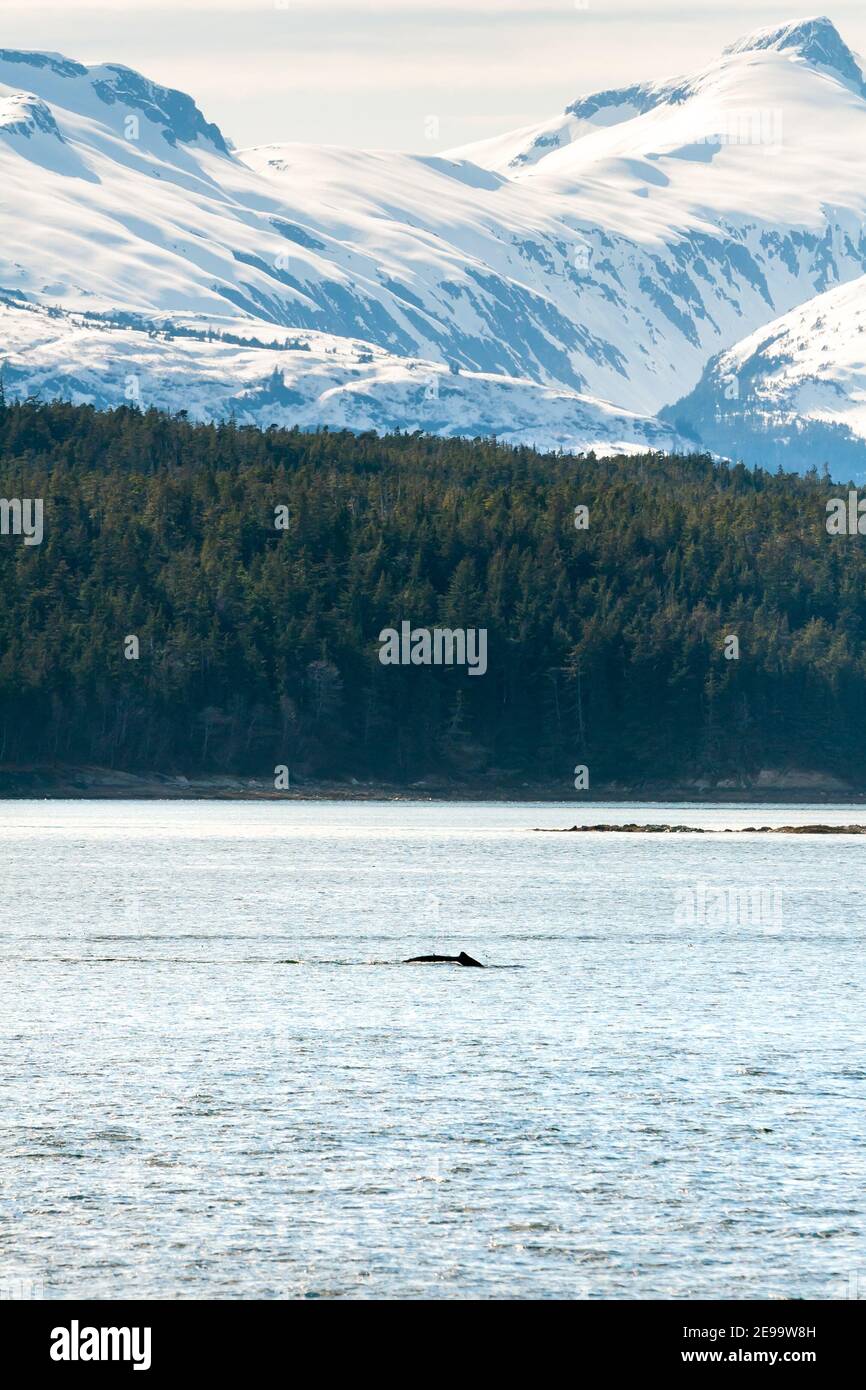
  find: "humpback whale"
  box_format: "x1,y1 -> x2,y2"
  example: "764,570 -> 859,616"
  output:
403,951 -> 484,967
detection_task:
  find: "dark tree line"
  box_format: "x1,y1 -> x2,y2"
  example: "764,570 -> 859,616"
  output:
0,397 -> 863,787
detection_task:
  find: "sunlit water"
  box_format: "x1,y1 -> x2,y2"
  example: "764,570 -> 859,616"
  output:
1,799 -> 864,1300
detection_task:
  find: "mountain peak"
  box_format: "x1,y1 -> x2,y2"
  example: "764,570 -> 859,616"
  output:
0,48 -> 230,155
89,63 -> 231,155
724,16 -> 864,88
0,92 -> 63,141
0,48 -> 87,79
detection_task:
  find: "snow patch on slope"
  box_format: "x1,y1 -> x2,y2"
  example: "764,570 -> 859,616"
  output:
0,299 -> 690,456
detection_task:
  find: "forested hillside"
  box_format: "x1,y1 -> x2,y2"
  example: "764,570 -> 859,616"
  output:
0,399 -> 864,790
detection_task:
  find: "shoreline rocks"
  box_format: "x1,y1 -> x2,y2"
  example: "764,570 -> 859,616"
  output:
535,823 -> 866,834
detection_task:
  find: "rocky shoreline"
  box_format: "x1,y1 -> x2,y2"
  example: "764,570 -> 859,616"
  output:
536,823 -> 866,834
1,764 -> 866,804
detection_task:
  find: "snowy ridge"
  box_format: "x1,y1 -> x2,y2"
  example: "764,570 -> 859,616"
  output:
1,17 -> 866,465
0,298 -> 686,455
669,274 -> 866,476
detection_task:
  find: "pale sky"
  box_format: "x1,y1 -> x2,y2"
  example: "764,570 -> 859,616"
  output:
1,1 -> 865,151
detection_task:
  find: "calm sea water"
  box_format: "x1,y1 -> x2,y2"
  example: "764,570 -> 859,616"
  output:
1,799 -> 864,1301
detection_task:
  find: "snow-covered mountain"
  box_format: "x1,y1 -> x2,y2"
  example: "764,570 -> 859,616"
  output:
0,298 -> 686,454
668,273 -> 866,476
2,17 -> 866,465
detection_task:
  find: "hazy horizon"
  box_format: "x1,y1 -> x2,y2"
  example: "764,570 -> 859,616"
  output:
2,2 -> 866,151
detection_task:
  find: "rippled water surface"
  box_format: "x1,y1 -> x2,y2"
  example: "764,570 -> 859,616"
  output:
1,799 -> 864,1299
